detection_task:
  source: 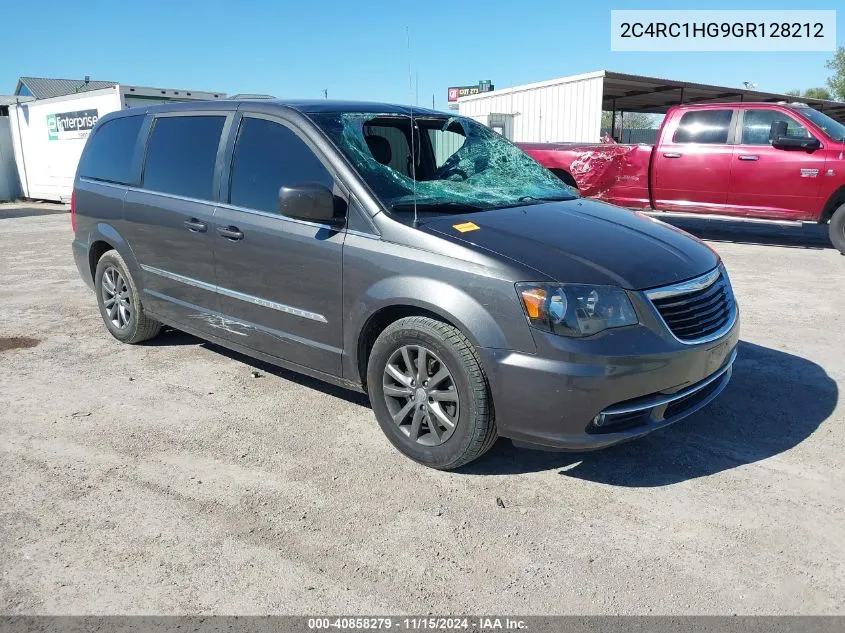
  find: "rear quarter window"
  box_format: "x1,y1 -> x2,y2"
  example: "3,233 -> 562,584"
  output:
78,115 -> 144,185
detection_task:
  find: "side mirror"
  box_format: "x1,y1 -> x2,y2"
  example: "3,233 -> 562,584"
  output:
772,135 -> 821,151
769,120 -> 788,141
768,119 -> 820,150
278,183 -> 344,226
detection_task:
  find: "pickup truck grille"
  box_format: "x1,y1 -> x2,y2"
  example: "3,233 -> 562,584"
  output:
646,268 -> 736,343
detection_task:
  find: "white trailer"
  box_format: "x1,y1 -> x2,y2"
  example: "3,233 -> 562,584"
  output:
9,84 -> 225,202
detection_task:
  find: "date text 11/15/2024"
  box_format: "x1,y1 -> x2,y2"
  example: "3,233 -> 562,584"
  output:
307,617 -> 527,630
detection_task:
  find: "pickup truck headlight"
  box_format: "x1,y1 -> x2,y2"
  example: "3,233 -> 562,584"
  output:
516,283 -> 638,337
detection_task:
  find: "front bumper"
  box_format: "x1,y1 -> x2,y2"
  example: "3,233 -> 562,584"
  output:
477,312 -> 739,450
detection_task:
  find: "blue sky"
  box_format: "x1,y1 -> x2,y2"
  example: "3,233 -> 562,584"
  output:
1,0 -> 841,109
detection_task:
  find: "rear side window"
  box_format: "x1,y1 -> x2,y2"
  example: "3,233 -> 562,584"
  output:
229,117 -> 333,214
673,110 -> 733,144
78,116 -> 144,185
143,115 -> 225,200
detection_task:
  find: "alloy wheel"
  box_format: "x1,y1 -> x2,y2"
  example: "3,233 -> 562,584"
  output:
101,266 -> 131,329
382,345 -> 460,446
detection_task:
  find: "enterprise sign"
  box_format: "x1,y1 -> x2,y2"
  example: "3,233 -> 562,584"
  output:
47,109 -> 99,141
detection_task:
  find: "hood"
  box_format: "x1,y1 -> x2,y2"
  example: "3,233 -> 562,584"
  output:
419,199 -> 719,290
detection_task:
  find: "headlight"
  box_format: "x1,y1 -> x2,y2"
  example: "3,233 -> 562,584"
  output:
516,283 -> 638,337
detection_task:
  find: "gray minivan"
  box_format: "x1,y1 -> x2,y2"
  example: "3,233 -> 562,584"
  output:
72,100 -> 739,469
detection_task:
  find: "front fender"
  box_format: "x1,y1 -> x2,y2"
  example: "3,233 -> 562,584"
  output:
342,275 -> 536,383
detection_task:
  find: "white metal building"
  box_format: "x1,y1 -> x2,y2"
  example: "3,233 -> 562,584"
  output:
459,71 -> 605,143
458,70 -> 845,144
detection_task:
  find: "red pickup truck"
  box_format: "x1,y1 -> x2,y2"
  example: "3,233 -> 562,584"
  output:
520,102 -> 845,254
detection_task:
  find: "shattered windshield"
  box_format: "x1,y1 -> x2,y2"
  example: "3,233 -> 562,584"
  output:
309,112 -> 576,215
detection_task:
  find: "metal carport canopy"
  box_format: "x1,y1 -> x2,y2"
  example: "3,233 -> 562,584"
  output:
602,70 -> 845,123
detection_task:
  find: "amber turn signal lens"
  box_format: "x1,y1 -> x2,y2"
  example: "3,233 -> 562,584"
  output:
519,287 -> 547,320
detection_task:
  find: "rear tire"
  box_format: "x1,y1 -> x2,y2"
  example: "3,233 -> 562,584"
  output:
829,204 -> 845,255
94,250 -> 162,344
367,316 -> 496,470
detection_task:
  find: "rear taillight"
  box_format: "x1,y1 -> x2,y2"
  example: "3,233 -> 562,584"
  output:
70,189 -> 77,233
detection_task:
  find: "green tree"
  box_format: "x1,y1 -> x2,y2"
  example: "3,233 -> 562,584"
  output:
600,111 -> 658,131
826,47 -> 845,101
802,87 -> 832,100
782,87 -> 831,100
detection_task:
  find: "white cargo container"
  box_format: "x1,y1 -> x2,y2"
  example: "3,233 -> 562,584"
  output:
9,84 -> 225,202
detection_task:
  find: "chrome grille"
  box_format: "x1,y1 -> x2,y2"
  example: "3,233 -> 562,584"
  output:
647,268 -> 736,343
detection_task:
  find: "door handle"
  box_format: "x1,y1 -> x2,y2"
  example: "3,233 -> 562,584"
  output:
662,152 -> 681,158
217,226 -> 244,241
738,155 -> 759,161
183,218 -> 208,233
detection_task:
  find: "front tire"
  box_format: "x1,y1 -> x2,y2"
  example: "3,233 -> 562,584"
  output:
367,316 -> 496,470
94,250 -> 161,344
829,203 -> 845,255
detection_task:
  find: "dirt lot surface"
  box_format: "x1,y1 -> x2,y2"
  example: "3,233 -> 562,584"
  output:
1,204 -> 843,615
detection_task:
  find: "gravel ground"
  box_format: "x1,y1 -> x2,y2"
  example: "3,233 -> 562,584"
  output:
0,204 -> 842,615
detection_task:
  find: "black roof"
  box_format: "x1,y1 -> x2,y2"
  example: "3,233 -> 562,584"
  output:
599,71 -> 845,123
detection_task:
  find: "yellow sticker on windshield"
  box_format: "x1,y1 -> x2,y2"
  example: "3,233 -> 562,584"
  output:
453,222 -> 480,233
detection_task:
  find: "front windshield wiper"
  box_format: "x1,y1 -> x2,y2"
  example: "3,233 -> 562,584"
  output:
518,194 -> 577,203
391,201 -> 489,213
390,195 -> 576,214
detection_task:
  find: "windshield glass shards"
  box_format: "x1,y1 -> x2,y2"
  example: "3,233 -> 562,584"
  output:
310,112 -> 577,215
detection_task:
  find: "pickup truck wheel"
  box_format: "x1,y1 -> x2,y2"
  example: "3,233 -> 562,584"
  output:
94,250 -> 162,344
830,204 -> 845,255
367,316 -> 496,470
